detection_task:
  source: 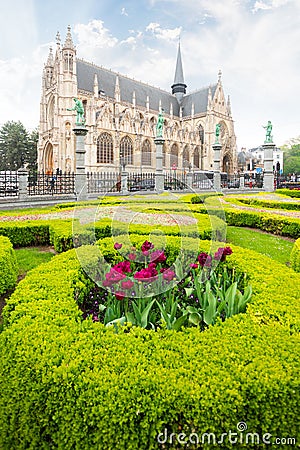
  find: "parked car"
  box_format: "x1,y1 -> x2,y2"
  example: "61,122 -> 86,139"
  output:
227,179 -> 240,188
129,178 -> 155,191
164,177 -> 187,190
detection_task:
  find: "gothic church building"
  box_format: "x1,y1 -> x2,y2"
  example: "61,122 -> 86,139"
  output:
38,26 -> 237,174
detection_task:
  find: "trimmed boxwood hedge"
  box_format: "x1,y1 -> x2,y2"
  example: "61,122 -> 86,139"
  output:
1,240 -> 299,449
276,188 -> 300,198
227,197 -> 300,211
291,238 -> 300,272
0,236 -> 18,295
0,214 -> 226,253
218,208 -> 300,238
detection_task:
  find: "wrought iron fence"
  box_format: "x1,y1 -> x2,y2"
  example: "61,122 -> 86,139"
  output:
86,172 -> 121,194
0,171 -> 18,197
127,172 -> 155,191
192,171 -> 214,190
164,171 -> 188,191
225,174 -> 240,189
28,172 -> 75,196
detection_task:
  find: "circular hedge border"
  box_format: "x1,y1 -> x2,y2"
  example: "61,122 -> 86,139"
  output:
0,239 -> 300,449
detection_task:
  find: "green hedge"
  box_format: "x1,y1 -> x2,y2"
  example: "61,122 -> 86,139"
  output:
0,220 -> 50,247
220,208 -> 300,238
276,188 -> 300,198
0,236 -> 18,296
290,238 -> 300,272
232,198 -> 300,211
0,241 -> 299,449
226,197 -> 300,211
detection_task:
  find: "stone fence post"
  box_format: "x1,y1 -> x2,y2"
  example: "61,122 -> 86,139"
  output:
17,167 -> 28,200
263,142 -> 275,192
73,125 -> 88,200
154,137 -> 165,193
212,142 -> 222,191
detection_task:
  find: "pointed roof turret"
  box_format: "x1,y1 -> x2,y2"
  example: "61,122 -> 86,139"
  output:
63,25 -> 75,50
171,41 -> 187,103
46,47 -> 54,67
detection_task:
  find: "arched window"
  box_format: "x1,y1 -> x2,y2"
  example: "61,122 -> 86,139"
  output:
97,133 -> 114,164
141,139 -> 152,166
193,147 -> 200,169
63,51 -> 73,73
120,136 -> 133,165
170,144 -> 178,167
182,145 -> 190,168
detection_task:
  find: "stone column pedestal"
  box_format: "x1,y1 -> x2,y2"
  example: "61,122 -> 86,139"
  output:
186,171 -> 193,189
17,167 -> 28,200
73,126 -> 88,200
263,142 -> 275,192
121,171 -> 129,195
212,143 -> 222,191
239,174 -> 245,189
154,137 -> 165,193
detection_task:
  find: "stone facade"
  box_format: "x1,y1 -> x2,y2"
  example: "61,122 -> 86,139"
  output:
38,26 -> 237,174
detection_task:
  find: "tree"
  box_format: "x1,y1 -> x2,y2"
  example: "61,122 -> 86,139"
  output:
0,121 -> 38,171
280,137 -> 300,175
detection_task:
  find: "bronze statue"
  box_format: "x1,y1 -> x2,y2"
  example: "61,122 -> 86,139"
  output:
263,120 -> 273,143
156,110 -> 164,137
67,98 -> 85,125
215,123 -> 221,144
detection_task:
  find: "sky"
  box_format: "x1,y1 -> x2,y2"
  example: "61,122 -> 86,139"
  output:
0,0 -> 299,149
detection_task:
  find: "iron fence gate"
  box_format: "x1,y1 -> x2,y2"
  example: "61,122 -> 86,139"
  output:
28,172 -> 75,196
86,172 -> 121,194
0,171 -> 18,197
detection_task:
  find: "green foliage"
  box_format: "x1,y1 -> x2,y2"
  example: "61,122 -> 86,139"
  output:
222,208 -> 300,238
0,121 -> 38,171
0,236 -> 18,295
276,188 -> 300,198
233,197 -> 300,211
15,247 -> 55,276
226,226 -> 294,265
290,238 -> 300,272
191,193 -> 223,203
0,220 -> 50,247
0,243 -> 299,449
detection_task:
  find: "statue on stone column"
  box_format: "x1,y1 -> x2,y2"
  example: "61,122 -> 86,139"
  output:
67,98 -> 85,125
263,120 -> 273,143
215,123 -> 221,144
156,109 -> 164,137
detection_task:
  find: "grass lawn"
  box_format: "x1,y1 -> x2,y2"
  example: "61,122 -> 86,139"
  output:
226,226 -> 294,265
15,247 -> 56,277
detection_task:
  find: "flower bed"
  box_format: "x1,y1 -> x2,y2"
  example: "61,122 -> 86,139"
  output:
80,238 -> 251,330
1,240 -> 299,449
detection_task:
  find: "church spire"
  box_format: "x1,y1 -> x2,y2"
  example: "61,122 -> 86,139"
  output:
63,25 -> 75,50
46,47 -> 54,67
171,41 -> 187,103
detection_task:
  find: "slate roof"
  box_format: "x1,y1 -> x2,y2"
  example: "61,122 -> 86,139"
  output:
76,59 -> 216,118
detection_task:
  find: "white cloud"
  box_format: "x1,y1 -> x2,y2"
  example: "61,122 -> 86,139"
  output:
121,7 -> 128,16
252,0 -> 290,12
0,44 -> 49,129
74,20 -> 118,50
1,1 -> 300,148
146,22 -> 181,41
